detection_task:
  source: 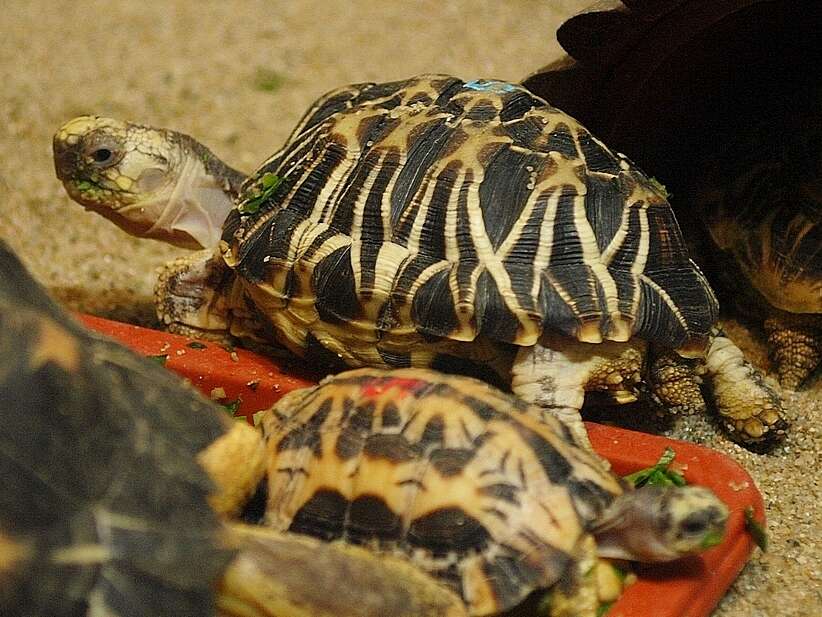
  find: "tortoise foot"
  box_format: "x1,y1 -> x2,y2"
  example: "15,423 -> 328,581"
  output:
704,329 -> 788,446
764,318 -> 822,390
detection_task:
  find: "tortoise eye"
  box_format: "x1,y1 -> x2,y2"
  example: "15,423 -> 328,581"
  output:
679,512 -> 709,536
91,148 -> 115,164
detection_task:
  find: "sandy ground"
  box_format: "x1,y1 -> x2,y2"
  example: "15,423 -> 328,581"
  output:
0,1 -> 819,615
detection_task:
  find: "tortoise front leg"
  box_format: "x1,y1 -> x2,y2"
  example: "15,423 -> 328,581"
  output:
543,534 -> 599,617
156,250 -> 268,345
156,250 -> 233,340
198,421 -> 267,518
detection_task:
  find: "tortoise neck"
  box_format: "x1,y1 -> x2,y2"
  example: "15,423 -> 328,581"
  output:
138,153 -> 232,250
180,135 -> 248,199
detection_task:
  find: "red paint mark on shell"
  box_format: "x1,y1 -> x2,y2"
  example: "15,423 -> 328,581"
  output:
361,377 -> 428,399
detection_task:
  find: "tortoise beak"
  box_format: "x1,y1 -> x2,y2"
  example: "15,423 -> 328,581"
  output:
52,136 -> 79,183
52,117 -> 94,182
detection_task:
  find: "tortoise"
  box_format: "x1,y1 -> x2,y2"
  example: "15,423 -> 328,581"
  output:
522,0 -> 822,390
0,239 -> 466,617
52,74 -> 787,446
258,366 -> 730,616
0,239 -> 729,617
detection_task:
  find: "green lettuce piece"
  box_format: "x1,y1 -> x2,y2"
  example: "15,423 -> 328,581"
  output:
744,507 -> 768,551
597,601 -> 615,617
238,172 -> 284,215
220,398 -> 241,417
624,447 -> 686,487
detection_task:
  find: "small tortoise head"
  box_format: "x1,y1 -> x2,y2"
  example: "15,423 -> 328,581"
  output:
54,116 -> 244,250
592,485 -> 728,562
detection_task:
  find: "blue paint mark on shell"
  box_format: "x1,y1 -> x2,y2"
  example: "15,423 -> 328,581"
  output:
464,79 -> 519,94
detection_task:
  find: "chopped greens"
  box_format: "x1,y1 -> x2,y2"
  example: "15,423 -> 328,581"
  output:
147,354 -> 169,366
624,447 -> 687,488
220,398 -> 242,417
611,563 -> 629,582
238,172 -> 283,215
75,180 -> 94,191
744,507 -> 768,551
700,529 -> 725,549
597,601 -> 615,617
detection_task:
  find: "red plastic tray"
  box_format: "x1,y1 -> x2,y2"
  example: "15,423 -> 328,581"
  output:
79,313 -> 763,617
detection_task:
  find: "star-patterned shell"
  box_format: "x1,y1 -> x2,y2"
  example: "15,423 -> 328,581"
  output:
259,368 -> 625,615
222,74 -> 717,354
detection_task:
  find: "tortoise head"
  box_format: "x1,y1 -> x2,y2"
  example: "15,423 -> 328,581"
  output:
54,116 -> 245,250
591,485 -> 728,562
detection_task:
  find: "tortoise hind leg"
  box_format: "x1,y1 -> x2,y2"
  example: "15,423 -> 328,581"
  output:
764,316 -> 822,389
702,327 -> 788,445
511,335 -> 646,452
647,347 -> 708,416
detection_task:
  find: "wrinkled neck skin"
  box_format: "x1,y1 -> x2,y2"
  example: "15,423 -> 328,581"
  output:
591,488 -> 682,563
120,137 -> 246,250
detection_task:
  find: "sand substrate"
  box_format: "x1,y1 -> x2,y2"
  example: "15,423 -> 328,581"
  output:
1,2 -> 819,615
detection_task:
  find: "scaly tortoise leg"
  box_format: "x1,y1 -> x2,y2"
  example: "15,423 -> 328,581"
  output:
155,249 -> 234,340
702,327 -> 788,445
156,249 -> 271,345
764,316 -> 822,390
647,348 -> 707,416
511,335 -> 645,453
218,525 -> 467,617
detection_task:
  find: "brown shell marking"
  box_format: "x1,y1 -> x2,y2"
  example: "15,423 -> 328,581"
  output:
259,368 -> 624,615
